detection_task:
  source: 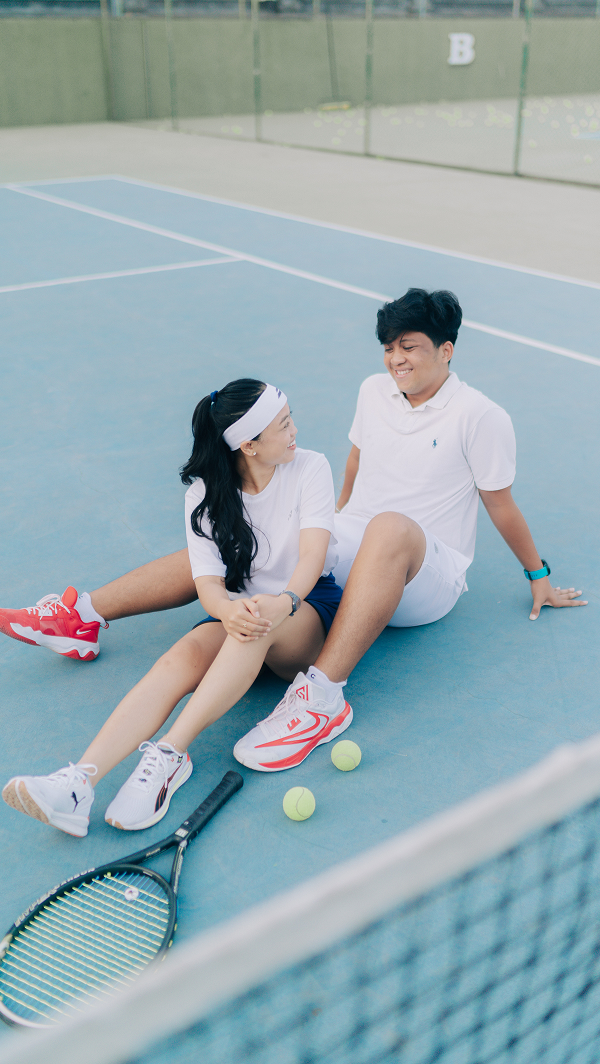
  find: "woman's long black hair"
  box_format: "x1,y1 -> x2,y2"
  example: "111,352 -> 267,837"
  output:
180,379 -> 266,593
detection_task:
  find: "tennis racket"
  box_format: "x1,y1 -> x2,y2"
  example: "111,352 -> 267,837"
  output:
0,770 -> 243,1029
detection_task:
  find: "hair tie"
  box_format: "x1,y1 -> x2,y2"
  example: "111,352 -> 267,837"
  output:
210,390 -> 218,407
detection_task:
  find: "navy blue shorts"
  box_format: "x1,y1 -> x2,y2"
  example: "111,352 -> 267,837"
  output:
193,572 -> 343,635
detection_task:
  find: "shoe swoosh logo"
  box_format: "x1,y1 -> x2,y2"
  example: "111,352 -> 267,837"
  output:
257,704 -> 352,768
258,710 -> 331,749
75,627 -> 95,636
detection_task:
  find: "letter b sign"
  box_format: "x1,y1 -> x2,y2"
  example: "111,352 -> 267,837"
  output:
448,33 -> 475,66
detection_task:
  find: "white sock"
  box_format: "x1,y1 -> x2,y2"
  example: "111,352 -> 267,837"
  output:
76,592 -> 106,626
307,665 -> 346,701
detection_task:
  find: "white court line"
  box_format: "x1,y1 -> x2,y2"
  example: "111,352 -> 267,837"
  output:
3,184 -> 394,294
6,184 -> 600,368
10,172 -> 600,294
462,319 -> 600,367
0,257 -> 239,295
0,174 -> 119,188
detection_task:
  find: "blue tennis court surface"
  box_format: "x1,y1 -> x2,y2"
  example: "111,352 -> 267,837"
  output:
0,175 -> 599,986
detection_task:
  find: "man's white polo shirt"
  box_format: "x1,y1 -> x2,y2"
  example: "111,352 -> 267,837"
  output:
344,370 -> 516,564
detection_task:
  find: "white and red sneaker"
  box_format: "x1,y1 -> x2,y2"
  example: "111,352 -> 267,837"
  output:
233,672 -> 353,772
0,586 -> 105,661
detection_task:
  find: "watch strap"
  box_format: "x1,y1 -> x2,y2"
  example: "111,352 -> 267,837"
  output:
524,559 -> 551,581
281,590 -> 300,615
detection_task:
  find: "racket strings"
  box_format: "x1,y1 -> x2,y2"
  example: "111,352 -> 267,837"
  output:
58,880 -> 168,951
6,930 -> 131,994
0,949 -> 107,1017
94,873 -> 170,916
7,913 -> 147,992
0,871 -> 170,1025
25,902 -> 152,972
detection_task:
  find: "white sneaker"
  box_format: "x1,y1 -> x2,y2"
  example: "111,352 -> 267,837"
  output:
105,741 -> 192,830
233,672 -> 353,772
2,763 -> 97,837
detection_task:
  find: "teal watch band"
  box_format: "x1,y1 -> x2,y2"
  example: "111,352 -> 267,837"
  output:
524,559 -> 551,581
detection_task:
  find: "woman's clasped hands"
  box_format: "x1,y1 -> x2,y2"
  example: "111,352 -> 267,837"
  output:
218,594 -> 293,642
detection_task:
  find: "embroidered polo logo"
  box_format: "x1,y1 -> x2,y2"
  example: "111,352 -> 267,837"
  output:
432,439 -> 438,448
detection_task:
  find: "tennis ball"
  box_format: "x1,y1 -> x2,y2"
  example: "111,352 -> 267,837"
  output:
331,740 -> 362,771
283,787 -> 315,821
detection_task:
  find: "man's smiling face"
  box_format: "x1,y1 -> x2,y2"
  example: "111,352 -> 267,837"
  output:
383,331 -> 453,407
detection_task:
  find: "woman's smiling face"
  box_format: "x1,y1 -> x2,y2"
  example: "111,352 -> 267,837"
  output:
250,403 -> 297,466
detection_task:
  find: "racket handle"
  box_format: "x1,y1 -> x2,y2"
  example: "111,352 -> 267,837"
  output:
179,771 -> 243,841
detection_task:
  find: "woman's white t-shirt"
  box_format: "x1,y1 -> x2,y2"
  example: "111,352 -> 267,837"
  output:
185,448 -> 338,600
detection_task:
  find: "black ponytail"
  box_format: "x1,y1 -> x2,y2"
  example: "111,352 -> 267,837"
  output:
180,379 -> 266,594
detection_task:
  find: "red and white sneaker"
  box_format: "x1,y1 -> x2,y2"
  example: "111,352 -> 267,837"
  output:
0,586 -> 106,661
233,672 -> 353,772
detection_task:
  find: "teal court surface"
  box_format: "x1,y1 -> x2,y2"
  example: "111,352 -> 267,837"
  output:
0,173 -> 600,1010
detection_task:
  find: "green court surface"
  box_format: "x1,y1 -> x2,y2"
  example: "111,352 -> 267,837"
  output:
0,171 -> 599,1021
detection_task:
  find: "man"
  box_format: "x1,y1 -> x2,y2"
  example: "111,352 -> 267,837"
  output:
0,289 -> 586,773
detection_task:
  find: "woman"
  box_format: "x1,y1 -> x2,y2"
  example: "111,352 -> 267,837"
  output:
3,380 -> 352,838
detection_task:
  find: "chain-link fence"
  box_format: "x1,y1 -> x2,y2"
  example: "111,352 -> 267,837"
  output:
1,0 -> 599,185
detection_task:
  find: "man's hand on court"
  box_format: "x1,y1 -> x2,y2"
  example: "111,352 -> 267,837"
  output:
529,577 -> 588,621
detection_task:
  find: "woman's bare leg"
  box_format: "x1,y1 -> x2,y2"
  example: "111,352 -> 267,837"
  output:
164,604 -> 325,752
79,623 -> 227,780
80,604 -> 324,782
90,550 -> 197,622
264,605 -> 326,682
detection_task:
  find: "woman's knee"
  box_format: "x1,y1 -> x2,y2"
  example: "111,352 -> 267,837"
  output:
152,635 -> 209,677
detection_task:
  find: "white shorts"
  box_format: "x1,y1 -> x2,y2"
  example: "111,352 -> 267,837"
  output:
332,513 -> 471,628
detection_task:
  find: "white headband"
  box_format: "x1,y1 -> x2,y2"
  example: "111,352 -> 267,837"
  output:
222,384 -> 288,451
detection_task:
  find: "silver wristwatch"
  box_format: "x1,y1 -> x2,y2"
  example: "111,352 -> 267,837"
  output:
280,590 -> 301,616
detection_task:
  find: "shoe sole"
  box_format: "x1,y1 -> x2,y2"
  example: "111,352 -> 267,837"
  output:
2,780 -> 29,816
106,759 -> 193,831
4,624 -> 99,660
2,780 -> 89,837
234,703 -> 353,772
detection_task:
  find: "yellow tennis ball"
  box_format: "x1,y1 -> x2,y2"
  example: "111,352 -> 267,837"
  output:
331,740 -> 362,771
283,787 -> 315,821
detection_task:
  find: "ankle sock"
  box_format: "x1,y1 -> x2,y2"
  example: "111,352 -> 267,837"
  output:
76,592 -> 106,626
307,666 -> 346,701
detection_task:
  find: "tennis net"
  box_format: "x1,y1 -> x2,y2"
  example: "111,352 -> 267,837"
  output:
4,733 -> 600,1064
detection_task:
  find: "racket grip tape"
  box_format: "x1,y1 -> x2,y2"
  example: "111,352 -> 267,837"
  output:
179,771 -> 243,841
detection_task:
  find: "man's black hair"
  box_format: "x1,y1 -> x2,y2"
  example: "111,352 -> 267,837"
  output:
376,288 -> 462,347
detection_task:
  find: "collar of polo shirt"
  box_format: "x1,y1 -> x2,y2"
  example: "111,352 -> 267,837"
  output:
389,370 -> 463,412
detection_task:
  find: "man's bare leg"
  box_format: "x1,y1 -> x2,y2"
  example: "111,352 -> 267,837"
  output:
90,550 -> 197,622
315,512 -> 426,683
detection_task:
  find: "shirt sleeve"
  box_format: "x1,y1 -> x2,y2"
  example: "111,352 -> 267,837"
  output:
184,482 -> 227,581
348,381 -> 366,449
466,406 -> 517,491
298,454 -> 336,533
